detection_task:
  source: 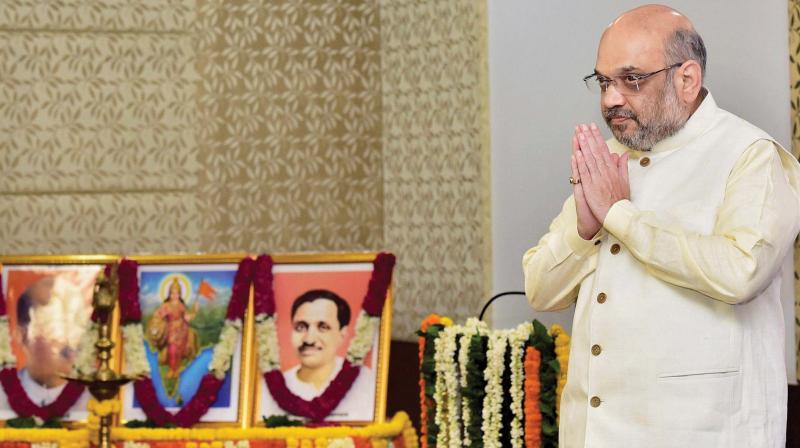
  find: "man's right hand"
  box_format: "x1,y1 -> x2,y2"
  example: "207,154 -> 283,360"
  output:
572,132 -> 601,240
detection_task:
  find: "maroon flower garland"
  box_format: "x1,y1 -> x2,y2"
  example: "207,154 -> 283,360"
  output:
256,252 -> 395,422
120,257 -> 254,427
0,265 -> 115,420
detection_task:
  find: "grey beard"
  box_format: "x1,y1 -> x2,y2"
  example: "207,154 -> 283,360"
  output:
605,85 -> 686,151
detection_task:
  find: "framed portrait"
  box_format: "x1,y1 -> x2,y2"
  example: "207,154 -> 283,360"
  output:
0,255 -> 117,423
252,252 -> 392,425
119,254 -> 254,427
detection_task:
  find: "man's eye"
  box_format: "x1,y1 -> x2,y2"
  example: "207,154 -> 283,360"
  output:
294,323 -> 307,331
319,323 -> 330,331
623,74 -> 642,85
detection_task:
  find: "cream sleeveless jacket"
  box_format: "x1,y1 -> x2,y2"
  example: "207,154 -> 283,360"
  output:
524,93 -> 800,448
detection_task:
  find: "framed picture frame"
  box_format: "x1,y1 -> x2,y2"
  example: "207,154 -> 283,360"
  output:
118,254 -> 254,428
251,252 -> 392,426
0,254 -> 118,425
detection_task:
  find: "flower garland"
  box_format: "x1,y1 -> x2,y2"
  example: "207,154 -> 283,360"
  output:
527,321 -> 558,447
120,257 -> 254,427
456,318 -> 486,448
550,324 -> 570,422
417,314 -> 451,448
508,323 -> 531,448
433,326 -> 461,448
0,266 -> 113,420
523,347 -> 542,448
419,317 -> 569,448
0,412 -> 417,448
256,253 -> 396,422
480,330 -> 508,448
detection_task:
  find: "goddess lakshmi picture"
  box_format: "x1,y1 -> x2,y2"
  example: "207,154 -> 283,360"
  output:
121,262 -> 245,423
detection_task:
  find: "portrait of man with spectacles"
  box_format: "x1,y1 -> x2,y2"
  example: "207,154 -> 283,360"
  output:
523,4 -> 800,447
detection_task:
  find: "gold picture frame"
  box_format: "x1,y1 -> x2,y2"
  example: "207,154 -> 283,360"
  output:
118,253 -> 254,428
250,252 -> 392,426
0,254 -> 120,428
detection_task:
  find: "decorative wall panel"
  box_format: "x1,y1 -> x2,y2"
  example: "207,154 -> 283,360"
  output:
194,0 -> 384,253
0,1 -> 200,253
788,0 -> 800,382
379,0 -> 492,339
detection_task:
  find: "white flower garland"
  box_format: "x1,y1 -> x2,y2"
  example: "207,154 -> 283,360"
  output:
508,323 -> 532,448
31,443 -> 57,448
121,323 -> 149,377
255,313 -> 280,372
0,317 -> 18,368
481,330 -> 508,448
346,311 -> 380,365
70,321 -> 99,376
456,318 -> 488,447
434,326 -> 461,448
209,319 -> 242,379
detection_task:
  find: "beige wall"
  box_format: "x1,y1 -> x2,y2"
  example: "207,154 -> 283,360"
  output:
0,0 -> 491,340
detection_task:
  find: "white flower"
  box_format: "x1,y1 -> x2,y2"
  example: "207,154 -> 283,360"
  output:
31,443 -> 57,448
0,318 -> 18,368
327,438 -> 355,448
209,319 -> 242,379
481,330 -> 509,448
224,440 -> 250,448
123,441 -> 150,448
509,323 -> 532,448
121,323 -> 150,377
255,314 -> 280,372
346,311 -> 380,365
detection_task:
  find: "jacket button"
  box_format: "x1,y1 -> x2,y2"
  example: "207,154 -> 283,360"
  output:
590,396 -> 601,407
640,157 -> 651,167
591,344 -> 602,356
597,292 -> 606,304
610,243 -> 621,254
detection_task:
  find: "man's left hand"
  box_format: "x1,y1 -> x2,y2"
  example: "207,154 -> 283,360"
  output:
574,123 -> 630,223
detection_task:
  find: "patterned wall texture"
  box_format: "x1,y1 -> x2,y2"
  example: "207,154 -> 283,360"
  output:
194,0 -> 384,252
379,1 -> 492,339
0,1 -> 201,253
788,0 -> 800,382
0,0 -> 492,340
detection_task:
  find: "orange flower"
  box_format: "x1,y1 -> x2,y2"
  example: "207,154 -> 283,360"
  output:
524,347 -> 542,448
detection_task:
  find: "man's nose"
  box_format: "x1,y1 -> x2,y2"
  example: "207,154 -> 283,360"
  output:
602,83 -> 627,109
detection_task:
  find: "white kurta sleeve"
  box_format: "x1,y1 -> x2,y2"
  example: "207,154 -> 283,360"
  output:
603,140 -> 800,304
522,194 -> 600,311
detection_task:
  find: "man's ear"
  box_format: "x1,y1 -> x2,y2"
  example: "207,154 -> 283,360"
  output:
340,325 -> 349,337
674,59 -> 703,104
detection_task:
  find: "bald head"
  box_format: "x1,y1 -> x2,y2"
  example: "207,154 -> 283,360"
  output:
599,4 -> 706,77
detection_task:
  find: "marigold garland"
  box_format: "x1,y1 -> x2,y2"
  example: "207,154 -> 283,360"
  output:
550,324 -> 570,422
523,347 -> 542,448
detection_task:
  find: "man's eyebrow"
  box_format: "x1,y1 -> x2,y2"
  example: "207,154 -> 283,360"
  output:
594,65 -> 641,77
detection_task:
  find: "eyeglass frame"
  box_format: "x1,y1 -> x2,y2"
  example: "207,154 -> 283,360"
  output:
582,62 -> 685,95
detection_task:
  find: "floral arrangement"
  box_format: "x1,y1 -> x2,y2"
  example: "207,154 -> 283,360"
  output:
418,316 -> 569,448
0,411 -> 417,448
255,253 -> 396,422
118,257 -> 254,427
550,324 -> 570,421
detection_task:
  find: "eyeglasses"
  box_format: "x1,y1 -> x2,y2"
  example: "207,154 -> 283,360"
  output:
583,62 -> 684,95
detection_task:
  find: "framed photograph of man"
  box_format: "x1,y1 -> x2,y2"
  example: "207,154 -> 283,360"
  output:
119,255 -> 254,426
0,255 -> 116,422
252,253 -> 392,425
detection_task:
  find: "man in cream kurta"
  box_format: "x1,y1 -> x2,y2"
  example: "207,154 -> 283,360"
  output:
523,5 -> 800,448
